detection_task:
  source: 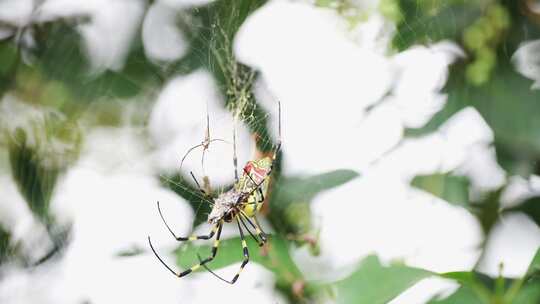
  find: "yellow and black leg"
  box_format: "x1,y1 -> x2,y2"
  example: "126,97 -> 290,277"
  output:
238,213 -> 264,246
239,211 -> 268,245
176,222 -> 224,277
148,221 -> 224,278
252,214 -> 268,243
156,201 -> 217,241
231,217 -> 250,284
200,217 -> 250,284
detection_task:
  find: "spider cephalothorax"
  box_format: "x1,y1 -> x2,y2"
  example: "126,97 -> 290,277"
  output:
148,102 -> 281,284
208,190 -> 242,224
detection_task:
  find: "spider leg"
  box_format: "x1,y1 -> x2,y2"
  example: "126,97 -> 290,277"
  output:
200,138 -> 230,192
200,217 -> 249,284
189,171 -> 209,197
239,211 -> 268,244
232,118 -> 239,183
252,214 -> 269,243
257,187 -> 265,203
181,139 -> 230,172
238,213 -> 264,246
201,145 -> 208,182
156,201 -> 217,241
180,143 -> 204,170
148,222 -> 223,277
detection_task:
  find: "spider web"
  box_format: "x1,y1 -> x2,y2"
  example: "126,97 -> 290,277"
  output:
157,16 -> 280,229
158,93 -> 279,229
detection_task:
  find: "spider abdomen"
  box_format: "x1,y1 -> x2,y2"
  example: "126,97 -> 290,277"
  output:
238,157 -> 272,217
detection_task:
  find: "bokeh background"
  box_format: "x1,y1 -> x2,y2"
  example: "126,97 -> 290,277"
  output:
1,0 -> 540,303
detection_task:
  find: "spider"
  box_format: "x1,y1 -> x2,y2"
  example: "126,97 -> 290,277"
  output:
148,102 -> 281,284
179,105 -> 230,193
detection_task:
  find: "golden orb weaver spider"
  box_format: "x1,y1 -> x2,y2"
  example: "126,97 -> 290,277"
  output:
148,102 -> 281,284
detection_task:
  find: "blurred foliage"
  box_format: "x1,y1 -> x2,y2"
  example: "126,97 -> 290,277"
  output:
0,40 -> 19,95
6,111 -> 81,224
429,287 -> 482,304
0,224 -> 11,266
268,169 -> 359,237
404,0 -> 540,178
394,0 -> 483,51
433,257 -> 540,304
160,173 -> 217,228
410,60 -> 540,178
411,174 -> 504,234
30,19 -> 162,103
315,0 -> 369,27
8,127 -> 58,224
506,195 -> 540,229
5,112 -> 78,266
526,249 -> 540,279
395,1 -> 510,85
462,4 -> 510,85
411,173 -> 470,207
398,0 -> 540,302
379,0 -> 402,23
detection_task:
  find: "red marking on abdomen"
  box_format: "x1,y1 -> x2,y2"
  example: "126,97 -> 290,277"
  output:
243,162 -> 269,183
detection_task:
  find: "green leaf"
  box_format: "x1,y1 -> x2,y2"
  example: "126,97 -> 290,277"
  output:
274,169 -> 360,204
0,40 -> 19,96
437,267 -> 540,304
269,169 -> 359,235
159,173 -> 216,228
6,109 -> 80,226
439,271 -> 492,303
0,224 -> 11,265
409,59 -> 540,177
428,286 -> 484,304
31,21 -> 90,99
525,248 -> 540,279
82,37 -> 164,100
504,260 -> 540,304
176,235 -> 302,287
8,128 -> 59,224
333,255 -> 433,304
506,196 -> 540,229
411,173 -> 470,206
512,282 -> 540,304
